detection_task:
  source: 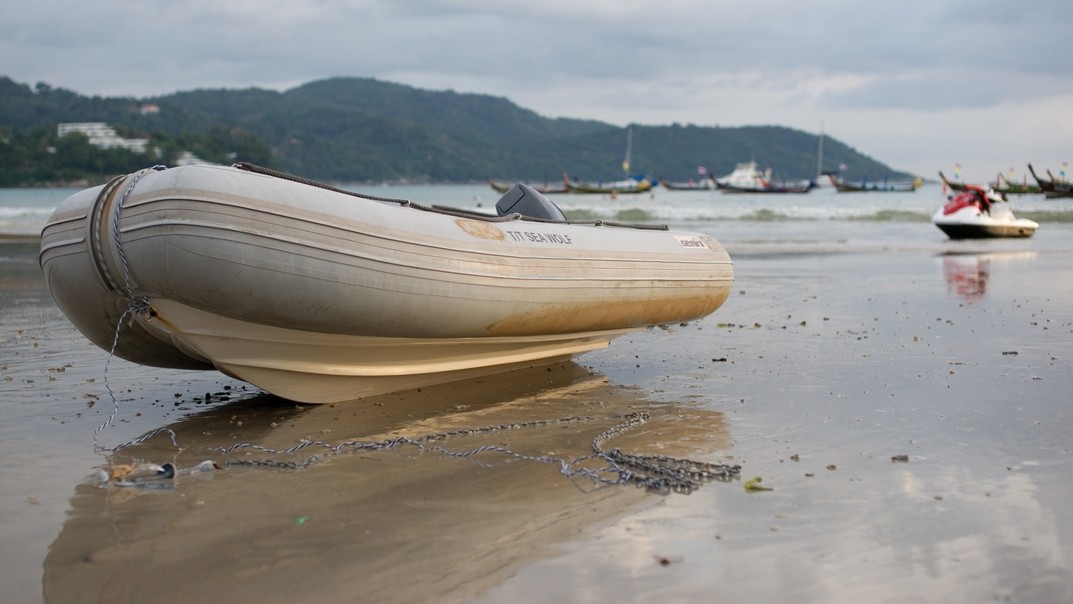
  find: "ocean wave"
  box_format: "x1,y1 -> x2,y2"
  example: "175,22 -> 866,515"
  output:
563,206 -> 936,223
1018,210 -> 1073,223
741,208 -> 794,221
562,208 -> 659,222
0,206 -> 53,218
848,210 -> 931,222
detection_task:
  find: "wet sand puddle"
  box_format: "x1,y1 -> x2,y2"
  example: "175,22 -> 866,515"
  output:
41,363 -> 735,603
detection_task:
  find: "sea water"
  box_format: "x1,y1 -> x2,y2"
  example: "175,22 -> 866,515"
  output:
0,188 -> 77,237
6,179 -> 1072,252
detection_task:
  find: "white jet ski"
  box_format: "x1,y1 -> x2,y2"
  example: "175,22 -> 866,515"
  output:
932,185 -> 1038,239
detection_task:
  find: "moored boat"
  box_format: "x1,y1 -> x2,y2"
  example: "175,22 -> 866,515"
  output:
1027,163 -> 1073,198
561,171 -> 653,194
723,179 -> 812,194
39,163 -> 733,404
487,178 -> 568,195
993,172 -> 1041,195
941,169 -> 1042,196
714,162 -> 766,191
659,175 -> 716,190
827,173 -> 921,193
715,162 -> 811,193
562,126 -> 653,195
931,185 -> 1038,239
938,171 -> 968,192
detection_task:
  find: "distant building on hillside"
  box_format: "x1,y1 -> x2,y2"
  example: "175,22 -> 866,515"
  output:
173,151 -> 213,166
57,122 -> 149,153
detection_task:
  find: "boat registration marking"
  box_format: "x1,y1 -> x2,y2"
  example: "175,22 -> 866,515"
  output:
674,235 -> 709,249
504,229 -> 573,245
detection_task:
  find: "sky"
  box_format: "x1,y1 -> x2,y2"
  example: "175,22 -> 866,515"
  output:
3,0 -> 1071,183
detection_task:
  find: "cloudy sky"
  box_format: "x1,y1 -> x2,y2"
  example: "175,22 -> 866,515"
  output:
3,0 -> 1071,183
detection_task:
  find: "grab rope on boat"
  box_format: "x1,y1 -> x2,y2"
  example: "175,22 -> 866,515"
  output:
95,165 -> 175,453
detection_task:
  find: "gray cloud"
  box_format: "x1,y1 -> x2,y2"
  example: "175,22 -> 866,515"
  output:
2,0 -> 1071,181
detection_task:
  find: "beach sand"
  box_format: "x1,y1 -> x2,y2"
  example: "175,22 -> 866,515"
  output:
2,232 -> 1072,603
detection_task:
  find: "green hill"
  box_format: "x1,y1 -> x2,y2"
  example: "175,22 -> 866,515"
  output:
0,75 -> 909,185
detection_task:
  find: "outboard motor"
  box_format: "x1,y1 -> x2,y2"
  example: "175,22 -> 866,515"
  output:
495,184 -> 566,221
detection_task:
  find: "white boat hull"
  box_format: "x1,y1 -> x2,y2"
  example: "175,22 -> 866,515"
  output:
932,205 -> 1038,239
40,165 -> 734,403
716,162 -> 766,191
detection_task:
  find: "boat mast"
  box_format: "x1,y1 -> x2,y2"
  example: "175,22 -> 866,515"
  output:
817,121 -> 824,178
622,126 -> 632,175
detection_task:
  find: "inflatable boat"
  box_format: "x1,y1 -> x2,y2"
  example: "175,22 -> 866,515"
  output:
39,164 -> 734,403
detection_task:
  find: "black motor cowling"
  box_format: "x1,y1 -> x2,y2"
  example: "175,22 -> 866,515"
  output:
495,184 -> 566,221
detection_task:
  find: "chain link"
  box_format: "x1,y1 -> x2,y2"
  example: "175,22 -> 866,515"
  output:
219,412 -> 740,494
590,413 -> 741,493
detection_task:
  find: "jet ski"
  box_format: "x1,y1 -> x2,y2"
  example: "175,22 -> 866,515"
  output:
932,184 -> 1038,239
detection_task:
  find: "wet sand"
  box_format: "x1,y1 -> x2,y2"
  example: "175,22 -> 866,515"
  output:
2,231 -> 1073,603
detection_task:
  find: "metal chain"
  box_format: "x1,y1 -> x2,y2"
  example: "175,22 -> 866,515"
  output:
590,413 -> 741,494
220,412 -> 741,494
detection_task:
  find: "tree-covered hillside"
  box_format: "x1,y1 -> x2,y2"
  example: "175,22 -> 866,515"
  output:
0,75 -> 909,185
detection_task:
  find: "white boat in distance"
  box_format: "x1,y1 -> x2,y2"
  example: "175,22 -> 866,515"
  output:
715,162 -> 767,191
714,162 -> 813,194
40,164 -> 734,404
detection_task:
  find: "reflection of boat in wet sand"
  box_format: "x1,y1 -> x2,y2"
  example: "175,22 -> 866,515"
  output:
939,251 -> 1038,302
43,364 -> 735,602
941,255 -> 990,301
932,185 -> 1038,239
40,164 -> 733,404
